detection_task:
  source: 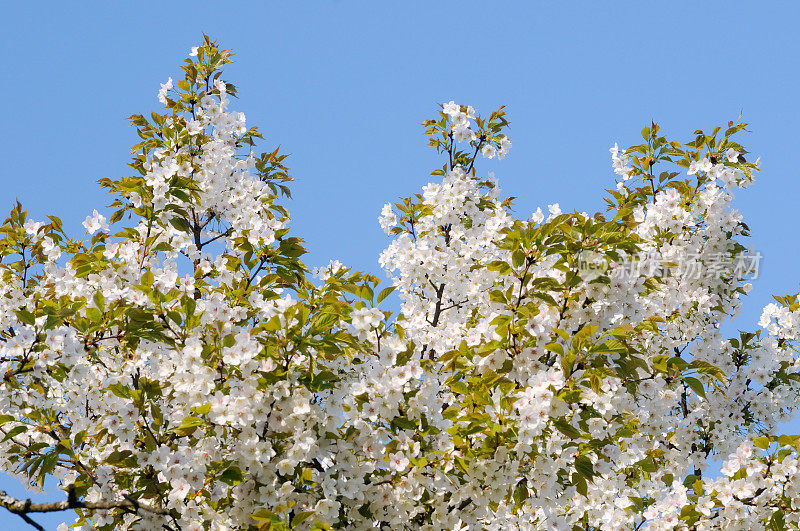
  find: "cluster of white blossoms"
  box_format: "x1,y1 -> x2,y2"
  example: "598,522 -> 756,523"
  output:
373,116 -> 800,529
148,77 -> 283,259
610,142 -> 633,183
2,41 -> 800,531
441,100 -> 511,159
379,165 -> 512,354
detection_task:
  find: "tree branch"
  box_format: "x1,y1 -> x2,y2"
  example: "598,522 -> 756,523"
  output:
0,488 -> 173,528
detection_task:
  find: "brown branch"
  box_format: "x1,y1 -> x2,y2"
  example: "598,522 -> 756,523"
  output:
428,282 -> 446,327
200,228 -> 232,247
16,510 -> 43,531
246,256 -> 268,288
2,364 -> 33,383
0,488 -> 172,522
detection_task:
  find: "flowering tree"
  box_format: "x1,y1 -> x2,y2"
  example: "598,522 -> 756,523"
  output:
1,37 -> 800,531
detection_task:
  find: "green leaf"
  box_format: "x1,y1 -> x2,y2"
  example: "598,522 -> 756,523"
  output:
194,403 -> 211,415
171,416 -> 203,437
572,472 -> 587,496
392,417 -> 418,431
754,436 -> 771,450
108,383 -> 131,399
574,325 -> 597,345
689,360 -> 726,382
553,419 -> 581,439
511,250 -> 525,269
291,511 -> 316,527
250,508 -> 279,523
544,342 -> 564,356
377,285 -> 396,304
14,309 -> 35,326
513,482 -> 528,506
86,307 -> 102,323
683,376 -> 706,399
2,425 -> 27,442
574,455 -> 595,479
777,434 -> 800,450
93,291 -> 105,312
450,381 -> 469,395
219,466 -> 244,486
183,297 -> 196,318
106,450 -> 137,468
769,508 -> 786,531
560,352 -> 576,375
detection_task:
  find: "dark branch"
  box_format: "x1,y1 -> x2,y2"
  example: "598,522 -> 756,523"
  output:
0,488 -> 172,528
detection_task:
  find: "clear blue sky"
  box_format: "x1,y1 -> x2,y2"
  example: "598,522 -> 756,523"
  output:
2,2 -> 800,528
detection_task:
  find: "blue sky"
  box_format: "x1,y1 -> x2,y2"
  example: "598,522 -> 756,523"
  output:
2,1 -> 800,528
